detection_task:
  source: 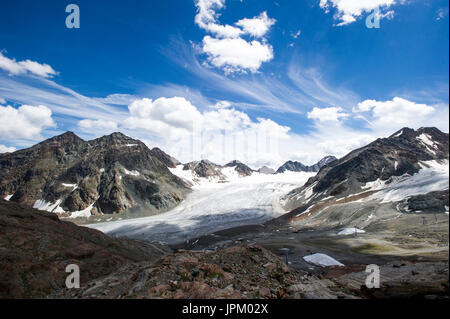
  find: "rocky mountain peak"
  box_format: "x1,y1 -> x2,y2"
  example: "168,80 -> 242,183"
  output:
258,166 -> 275,174
276,161 -> 307,174
225,160 -> 253,176
37,131 -> 86,148
183,160 -> 224,179
225,160 -> 243,166
317,156 -> 338,166
90,132 -> 141,147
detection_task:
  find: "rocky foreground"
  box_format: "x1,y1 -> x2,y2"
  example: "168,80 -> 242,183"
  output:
1,200 -> 448,299
0,199 -> 351,299
52,245 -> 343,299
0,200 -> 170,298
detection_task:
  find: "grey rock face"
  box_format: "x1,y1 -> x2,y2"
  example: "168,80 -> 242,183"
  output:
0,132 -> 190,219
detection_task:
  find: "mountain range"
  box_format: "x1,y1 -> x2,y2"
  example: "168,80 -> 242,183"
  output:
0,126 -> 448,299
276,156 -> 338,174
2,128 -> 447,223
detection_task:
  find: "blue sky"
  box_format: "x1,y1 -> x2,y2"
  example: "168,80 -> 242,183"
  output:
0,0 -> 448,168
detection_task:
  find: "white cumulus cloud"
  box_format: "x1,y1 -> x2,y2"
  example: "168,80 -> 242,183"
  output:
194,0 -> 276,73
0,52 -> 58,78
308,106 -> 349,122
202,36 -> 274,73
235,12 -> 276,38
0,104 -> 56,139
122,96 -> 292,167
353,97 -> 446,133
319,0 -> 400,26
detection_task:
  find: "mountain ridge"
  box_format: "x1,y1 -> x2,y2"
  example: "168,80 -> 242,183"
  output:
283,127 -> 449,212
276,155 -> 338,174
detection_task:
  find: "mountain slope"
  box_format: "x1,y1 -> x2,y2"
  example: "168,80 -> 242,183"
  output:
283,127 -> 449,212
0,200 -> 170,298
150,147 -> 180,168
0,132 -> 190,221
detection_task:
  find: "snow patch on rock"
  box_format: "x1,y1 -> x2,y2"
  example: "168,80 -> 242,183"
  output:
70,202 -> 96,218
338,228 -> 366,236
123,168 -> 140,176
303,253 -> 344,267
62,183 -> 78,191
416,133 -> 439,155
33,199 -> 62,212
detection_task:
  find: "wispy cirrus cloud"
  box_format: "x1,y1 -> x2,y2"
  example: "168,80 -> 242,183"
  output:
161,37 -> 360,115
0,75 -> 128,122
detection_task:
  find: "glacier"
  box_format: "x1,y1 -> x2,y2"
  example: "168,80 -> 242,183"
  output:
88,171 -> 315,244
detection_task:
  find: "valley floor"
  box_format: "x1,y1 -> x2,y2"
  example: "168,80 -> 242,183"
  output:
173,200 -> 449,298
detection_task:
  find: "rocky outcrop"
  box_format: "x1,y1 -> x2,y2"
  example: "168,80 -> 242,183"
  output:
53,245 -> 308,299
0,132 -> 190,220
276,156 -> 337,174
183,160 -> 225,179
0,200 -> 170,298
406,190 -> 449,214
225,160 -> 254,177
